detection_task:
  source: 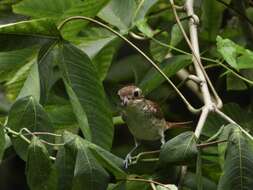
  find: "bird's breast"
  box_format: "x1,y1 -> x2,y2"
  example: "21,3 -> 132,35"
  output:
123,101 -> 166,141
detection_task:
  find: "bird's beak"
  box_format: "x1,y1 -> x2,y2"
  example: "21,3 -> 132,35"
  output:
121,97 -> 129,106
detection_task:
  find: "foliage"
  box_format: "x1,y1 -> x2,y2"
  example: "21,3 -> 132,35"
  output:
0,0 -> 253,190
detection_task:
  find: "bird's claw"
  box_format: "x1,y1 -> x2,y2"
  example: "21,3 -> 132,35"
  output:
123,154 -> 132,169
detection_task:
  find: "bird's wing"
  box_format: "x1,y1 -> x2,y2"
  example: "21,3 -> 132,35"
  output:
143,99 -> 164,119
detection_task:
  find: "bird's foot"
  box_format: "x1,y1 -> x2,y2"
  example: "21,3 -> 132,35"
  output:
123,153 -> 132,169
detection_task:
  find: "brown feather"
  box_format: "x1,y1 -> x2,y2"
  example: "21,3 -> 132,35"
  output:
142,99 -> 164,119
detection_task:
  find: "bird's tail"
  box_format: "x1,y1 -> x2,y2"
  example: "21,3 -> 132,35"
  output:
165,121 -> 192,129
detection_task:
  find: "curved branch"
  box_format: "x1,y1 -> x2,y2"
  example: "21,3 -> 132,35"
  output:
58,16 -> 201,113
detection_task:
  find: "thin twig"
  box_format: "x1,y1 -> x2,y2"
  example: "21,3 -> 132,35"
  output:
5,127 -> 59,160
127,158 -> 159,165
5,127 -> 31,144
58,16 -> 201,113
152,36 -> 253,84
22,131 -> 62,137
197,139 -> 227,148
131,150 -> 160,164
131,150 -> 160,160
20,128 -> 64,146
40,139 -> 64,146
214,109 -> 253,141
217,61 -> 253,85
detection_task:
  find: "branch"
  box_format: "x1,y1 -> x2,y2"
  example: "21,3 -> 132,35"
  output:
197,139 -> 227,148
176,69 -> 204,101
169,0 -> 220,186
194,107 -> 209,138
169,0 -> 223,108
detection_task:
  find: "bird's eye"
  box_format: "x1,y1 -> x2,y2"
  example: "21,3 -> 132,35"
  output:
133,89 -> 141,97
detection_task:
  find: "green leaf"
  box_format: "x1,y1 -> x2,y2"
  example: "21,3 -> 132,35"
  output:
7,96 -> 54,160
183,172 -> 217,190
136,19 -> 154,38
55,132 -> 78,190
105,55 -> 151,83
0,126 -> 6,162
78,27 -> 116,59
236,51 -> 253,69
59,42 -> 113,150
59,132 -> 125,180
150,32 -> 170,62
5,57 -> 36,100
159,131 -> 198,165
93,41 -> 118,81
56,131 -> 109,190
45,104 -> 78,130
84,140 -> 126,179
13,0 -> 79,18
63,82 -> 91,140
26,137 -> 57,190
226,72 -> 247,91
133,0 -> 158,22
246,7 -> 253,22
16,62 -> 40,102
201,0 -> 231,41
216,124 -> 236,170
60,0 -> 110,39
0,19 -> 60,51
216,36 -> 253,70
13,0 -> 110,40
202,103 -> 253,138
170,21 -> 187,48
0,47 -> 37,82
107,181 -> 150,190
196,151 -> 203,190
139,55 -> 191,95
98,0 -> 136,31
37,41 -> 59,103
217,36 -> 238,69
218,127 -> 253,190
108,177 -> 150,190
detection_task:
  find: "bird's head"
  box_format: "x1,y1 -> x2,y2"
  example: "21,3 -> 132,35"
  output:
117,85 -> 143,106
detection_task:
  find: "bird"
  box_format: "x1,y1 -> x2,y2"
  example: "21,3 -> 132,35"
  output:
117,85 -> 191,167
